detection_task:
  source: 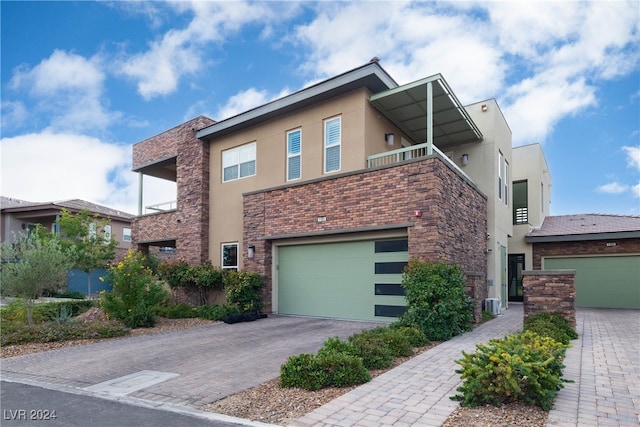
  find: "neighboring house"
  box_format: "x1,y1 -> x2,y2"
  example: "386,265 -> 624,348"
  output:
1,197 -> 135,296
526,214 -> 640,309
508,144 -> 552,303
132,60 -> 518,321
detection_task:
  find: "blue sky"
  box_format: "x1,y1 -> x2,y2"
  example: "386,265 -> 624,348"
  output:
1,1 -> 639,216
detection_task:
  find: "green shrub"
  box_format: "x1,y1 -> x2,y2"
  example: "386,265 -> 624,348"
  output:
2,319 -> 130,345
154,303 -> 196,319
524,312 -> 578,345
223,271 -> 265,314
399,260 -> 474,341
452,331 -> 569,410
348,332 -> 394,370
194,304 -> 240,321
42,290 -> 86,299
482,310 -> 496,322
357,327 -> 413,358
0,300 -> 95,325
280,351 -> 370,390
100,250 -> 169,328
318,336 -> 358,357
390,324 -> 429,347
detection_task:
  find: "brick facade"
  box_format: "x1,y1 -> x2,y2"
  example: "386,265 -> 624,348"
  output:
132,116 -> 215,264
532,238 -> 640,269
523,270 -> 576,327
244,156 -> 488,320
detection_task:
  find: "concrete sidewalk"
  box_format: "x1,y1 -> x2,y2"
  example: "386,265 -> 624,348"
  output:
291,306 -> 640,427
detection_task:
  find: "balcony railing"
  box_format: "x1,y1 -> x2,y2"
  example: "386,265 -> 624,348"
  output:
367,143 -> 472,182
144,200 -> 177,214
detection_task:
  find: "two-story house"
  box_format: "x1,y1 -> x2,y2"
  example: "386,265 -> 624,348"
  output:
132,60 -> 516,322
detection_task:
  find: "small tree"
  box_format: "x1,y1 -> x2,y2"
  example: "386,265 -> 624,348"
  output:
58,209 -> 117,298
0,233 -> 74,325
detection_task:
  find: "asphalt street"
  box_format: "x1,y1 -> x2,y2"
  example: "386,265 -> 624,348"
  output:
0,381 -> 268,427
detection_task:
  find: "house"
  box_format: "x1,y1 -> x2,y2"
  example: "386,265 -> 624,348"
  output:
1,196 -> 134,259
507,144 -> 552,303
1,196 -> 135,296
526,214 -> 640,309
132,60 -> 517,322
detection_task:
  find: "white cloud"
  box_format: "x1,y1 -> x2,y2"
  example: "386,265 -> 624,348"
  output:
0,101 -> 28,132
0,133 -> 137,214
215,87 -> 292,121
596,182 -> 629,195
293,1 -> 640,144
623,146 -> 640,171
8,50 -> 119,133
116,1 -> 279,99
632,183 -> 640,199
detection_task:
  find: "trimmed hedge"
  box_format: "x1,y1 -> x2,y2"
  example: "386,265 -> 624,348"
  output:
524,312 -> 578,345
2,320 -> 130,346
280,351 -> 370,390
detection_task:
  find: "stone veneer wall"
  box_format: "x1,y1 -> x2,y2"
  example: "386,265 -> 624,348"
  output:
244,156 -> 488,320
522,270 -> 576,327
531,238 -> 640,269
132,116 -> 215,264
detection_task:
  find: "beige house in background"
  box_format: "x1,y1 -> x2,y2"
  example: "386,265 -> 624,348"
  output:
132,60 -> 519,320
0,197 -> 134,259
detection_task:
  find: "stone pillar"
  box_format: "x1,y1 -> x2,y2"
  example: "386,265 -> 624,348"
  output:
522,270 -> 576,327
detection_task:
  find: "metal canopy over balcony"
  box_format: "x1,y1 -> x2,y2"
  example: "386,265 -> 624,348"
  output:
369,74 -> 483,152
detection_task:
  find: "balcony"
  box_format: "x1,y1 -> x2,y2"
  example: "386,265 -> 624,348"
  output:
367,142 -> 472,182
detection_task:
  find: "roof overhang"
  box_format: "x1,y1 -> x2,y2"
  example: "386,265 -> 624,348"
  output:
369,74 -> 483,150
526,231 -> 640,243
133,156 -> 177,181
196,62 -> 398,141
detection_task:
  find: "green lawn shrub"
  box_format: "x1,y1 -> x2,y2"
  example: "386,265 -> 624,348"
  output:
193,304 -> 240,321
452,331 -> 569,410
390,324 -> 429,347
523,312 -> 578,345
482,310 -> 496,322
356,327 -> 413,358
280,351 -> 370,390
348,332 -> 394,369
0,300 -> 95,325
2,319 -> 130,346
153,303 -> 197,319
399,259 -> 474,341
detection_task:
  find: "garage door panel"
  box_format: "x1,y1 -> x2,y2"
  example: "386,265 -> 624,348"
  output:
544,256 -> 640,309
278,239 -> 407,321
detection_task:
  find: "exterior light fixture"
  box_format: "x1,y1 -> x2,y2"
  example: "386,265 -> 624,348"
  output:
248,245 -> 255,258
481,104 -> 488,112
385,133 -> 395,146
461,153 -> 469,166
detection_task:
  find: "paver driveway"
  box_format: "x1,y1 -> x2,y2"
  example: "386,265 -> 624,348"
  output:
1,315 -> 379,408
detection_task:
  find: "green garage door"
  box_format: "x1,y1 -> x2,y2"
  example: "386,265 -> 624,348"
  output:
278,239 -> 408,321
545,256 -> 640,309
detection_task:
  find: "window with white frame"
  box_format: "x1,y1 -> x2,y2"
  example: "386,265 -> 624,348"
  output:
287,129 -> 302,181
498,151 -> 503,200
504,161 -> 509,206
324,117 -> 341,173
89,222 -> 97,238
222,243 -> 238,270
123,227 -> 132,242
222,142 -> 256,182
104,224 -> 112,241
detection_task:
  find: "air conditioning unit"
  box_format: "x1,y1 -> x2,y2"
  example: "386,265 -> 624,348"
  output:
484,298 -> 501,316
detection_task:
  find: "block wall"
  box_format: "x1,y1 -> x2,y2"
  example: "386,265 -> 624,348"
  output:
523,270 -> 576,327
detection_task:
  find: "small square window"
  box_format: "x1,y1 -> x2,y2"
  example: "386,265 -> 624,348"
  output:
123,228 -> 132,242
222,243 -> 238,270
223,143 -> 256,182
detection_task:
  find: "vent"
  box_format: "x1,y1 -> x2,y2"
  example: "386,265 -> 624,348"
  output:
484,298 -> 501,316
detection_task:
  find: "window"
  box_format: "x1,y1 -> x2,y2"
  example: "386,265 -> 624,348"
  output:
51,222 -> 60,235
123,227 -> 132,242
222,243 -> 238,270
324,117 -> 341,173
287,129 -> 302,181
513,181 -> 528,225
498,151 -> 503,200
504,161 -> 509,206
223,143 -> 256,182
89,223 -> 96,238
104,224 -> 112,241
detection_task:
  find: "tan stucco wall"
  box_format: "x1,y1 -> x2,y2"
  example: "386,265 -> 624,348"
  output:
207,88 -> 407,268
509,143 -> 552,270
